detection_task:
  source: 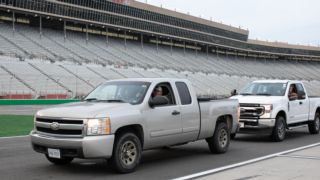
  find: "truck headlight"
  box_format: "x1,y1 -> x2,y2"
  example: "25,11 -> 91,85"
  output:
263,104 -> 273,113
261,104 -> 273,118
87,118 -> 111,136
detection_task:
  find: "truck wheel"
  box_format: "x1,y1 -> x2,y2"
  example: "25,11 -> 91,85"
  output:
110,132 -> 142,173
207,122 -> 230,154
271,116 -> 286,142
45,155 -> 73,165
308,112 -> 320,134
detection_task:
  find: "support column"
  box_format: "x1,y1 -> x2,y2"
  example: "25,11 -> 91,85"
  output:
183,41 -> 186,56
86,24 -> 89,44
124,30 -> 127,50
216,47 -> 219,59
12,11 -> 15,36
170,38 -> 173,56
195,43 -> 198,57
105,27 -> 109,47
206,45 -> 209,59
140,33 -> 143,51
63,20 -> 67,42
39,16 -> 42,39
156,36 -> 159,53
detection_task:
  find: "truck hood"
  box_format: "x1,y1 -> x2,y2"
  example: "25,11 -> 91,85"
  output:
36,102 -> 134,118
230,95 -> 283,104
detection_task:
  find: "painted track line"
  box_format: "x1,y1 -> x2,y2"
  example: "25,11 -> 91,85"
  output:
0,135 -> 29,139
173,142 -> 320,180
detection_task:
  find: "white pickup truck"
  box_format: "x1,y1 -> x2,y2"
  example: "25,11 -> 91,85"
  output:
231,80 -> 320,142
30,78 -> 239,173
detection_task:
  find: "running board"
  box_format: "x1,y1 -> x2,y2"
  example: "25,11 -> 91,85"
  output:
287,124 -> 308,130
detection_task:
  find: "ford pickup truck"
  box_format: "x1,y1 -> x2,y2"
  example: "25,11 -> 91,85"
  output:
30,78 -> 239,173
231,80 -> 320,142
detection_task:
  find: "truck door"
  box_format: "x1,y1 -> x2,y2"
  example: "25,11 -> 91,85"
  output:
144,82 -> 183,148
287,83 -> 300,123
175,81 -> 200,142
295,83 -> 309,122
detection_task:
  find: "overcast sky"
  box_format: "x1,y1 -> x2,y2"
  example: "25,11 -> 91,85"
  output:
136,0 -> 320,46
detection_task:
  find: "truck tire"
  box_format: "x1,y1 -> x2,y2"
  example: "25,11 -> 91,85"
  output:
308,112 -> 320,134
110,132 -> 142,173
207,122 -> 230,154
45,155 -> 73,165
271,116 -> 286,142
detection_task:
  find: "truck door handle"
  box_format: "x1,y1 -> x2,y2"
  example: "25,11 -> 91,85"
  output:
172,110 -> 181,116
299,102 -> 303,105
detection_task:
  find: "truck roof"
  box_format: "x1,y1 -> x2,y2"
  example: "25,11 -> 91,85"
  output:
253,80 -> 293,83
107,78 -> 189,83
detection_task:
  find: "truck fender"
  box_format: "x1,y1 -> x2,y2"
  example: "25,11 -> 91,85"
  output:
275,110 -> 287,126
214,115 -> 233,132
114,124 -> 145,148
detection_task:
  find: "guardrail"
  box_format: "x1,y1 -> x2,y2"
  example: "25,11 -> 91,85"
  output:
0,99 -> 80,106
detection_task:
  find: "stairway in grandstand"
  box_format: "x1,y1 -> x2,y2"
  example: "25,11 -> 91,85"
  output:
0,23 -> 320,98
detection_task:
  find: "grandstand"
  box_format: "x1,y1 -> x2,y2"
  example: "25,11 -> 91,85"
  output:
0,0 -> 320,99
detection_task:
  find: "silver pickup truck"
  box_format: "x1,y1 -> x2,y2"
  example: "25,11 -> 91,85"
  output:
31,78 -> 239,173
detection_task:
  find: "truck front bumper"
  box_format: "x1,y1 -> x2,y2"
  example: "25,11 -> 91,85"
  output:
30,131 -> 115,159
238,118 -> 276,134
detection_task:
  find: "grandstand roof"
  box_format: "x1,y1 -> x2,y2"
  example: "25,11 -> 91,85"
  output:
248,39 -> 320,52
128,0 -> 249,36
0,0 -> 319,58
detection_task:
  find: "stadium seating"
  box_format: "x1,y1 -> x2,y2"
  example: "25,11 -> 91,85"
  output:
0,23 -> 320,98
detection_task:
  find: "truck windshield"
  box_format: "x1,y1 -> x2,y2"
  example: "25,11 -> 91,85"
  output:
240,83 -> 287,96
84,81 -> 151,105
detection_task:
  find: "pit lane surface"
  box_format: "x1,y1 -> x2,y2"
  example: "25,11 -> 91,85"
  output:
1,129 -> 319,180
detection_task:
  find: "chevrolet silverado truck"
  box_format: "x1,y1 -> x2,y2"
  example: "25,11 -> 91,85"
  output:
231,80 -> 320,142
30,78 -> 239,173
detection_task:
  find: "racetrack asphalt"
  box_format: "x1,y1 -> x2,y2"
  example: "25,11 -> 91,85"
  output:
0,128 -> 319,180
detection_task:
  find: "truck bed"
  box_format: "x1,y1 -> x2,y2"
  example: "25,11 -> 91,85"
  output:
197,99 -> 238,139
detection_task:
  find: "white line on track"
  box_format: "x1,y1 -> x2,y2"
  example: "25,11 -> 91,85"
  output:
0,135 -> 29,139
173,142 -> 320,180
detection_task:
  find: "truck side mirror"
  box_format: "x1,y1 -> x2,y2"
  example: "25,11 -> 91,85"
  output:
149,96 -> 169,108
231,89 -> 238,96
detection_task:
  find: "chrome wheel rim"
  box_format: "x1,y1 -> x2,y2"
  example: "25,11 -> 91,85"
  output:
120,140 -> 137,166
219,129 -> 228,148
278,121 -> 285,139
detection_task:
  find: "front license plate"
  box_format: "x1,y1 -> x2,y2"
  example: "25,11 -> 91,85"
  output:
239,122 -> 245,128
48,148 -> 61,159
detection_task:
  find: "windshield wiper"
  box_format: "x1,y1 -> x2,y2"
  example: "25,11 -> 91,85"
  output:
255,93 -> 272,96
84,98 -> 99,102
103,99 -> 126,103
240,93 -> 253,96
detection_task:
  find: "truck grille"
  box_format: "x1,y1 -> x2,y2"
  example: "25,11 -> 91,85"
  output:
240,104 -> 264,119
35,117 -> 84,137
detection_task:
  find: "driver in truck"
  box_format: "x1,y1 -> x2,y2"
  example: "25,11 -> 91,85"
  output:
153,86 -> 163,97
288,84 -> 298,99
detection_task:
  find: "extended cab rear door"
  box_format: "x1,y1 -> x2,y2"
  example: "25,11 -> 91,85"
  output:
295,83 -> 309,122
175,81 -> 200,142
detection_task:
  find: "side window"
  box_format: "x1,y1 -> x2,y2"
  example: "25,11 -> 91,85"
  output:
296,84 -> 306,99
151,82 -> 176,106
176,82 -> 192,105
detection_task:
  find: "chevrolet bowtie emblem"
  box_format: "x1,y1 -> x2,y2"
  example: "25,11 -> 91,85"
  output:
50,122 -> 60,131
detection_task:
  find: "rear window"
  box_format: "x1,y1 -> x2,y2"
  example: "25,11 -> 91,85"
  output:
176,82 -> 192,105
